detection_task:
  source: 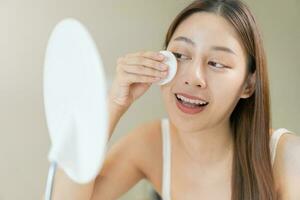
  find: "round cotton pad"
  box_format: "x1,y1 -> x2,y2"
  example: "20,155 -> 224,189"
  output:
156,50 -> 177,85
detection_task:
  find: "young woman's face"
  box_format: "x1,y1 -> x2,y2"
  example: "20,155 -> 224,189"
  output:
161,12 -> 254,132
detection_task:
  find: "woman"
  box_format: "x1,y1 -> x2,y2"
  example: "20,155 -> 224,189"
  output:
52,0 -> 300,199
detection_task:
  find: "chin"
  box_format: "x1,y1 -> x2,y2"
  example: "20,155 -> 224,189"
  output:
170,114 -> 209,133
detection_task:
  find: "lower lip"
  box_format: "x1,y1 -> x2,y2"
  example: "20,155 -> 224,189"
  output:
175,95 -> 207,115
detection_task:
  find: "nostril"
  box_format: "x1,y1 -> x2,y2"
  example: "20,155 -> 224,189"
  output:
184,81 -> 201,87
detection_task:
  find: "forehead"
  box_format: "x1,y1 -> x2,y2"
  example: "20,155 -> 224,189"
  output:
170,12 -> 246,57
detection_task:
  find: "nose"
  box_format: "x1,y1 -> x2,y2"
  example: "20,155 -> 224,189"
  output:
184,60 -> 207,88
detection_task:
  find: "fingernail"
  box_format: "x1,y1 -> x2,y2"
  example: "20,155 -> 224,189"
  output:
162,71 -> 168,76
160,63 -> 168,70
157,53 -> 164,59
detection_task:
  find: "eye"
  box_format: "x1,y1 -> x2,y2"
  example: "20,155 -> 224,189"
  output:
171,52 -> 189,61
208,61 -> 226,69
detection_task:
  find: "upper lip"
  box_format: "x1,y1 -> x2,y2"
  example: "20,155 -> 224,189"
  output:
175,92 -> 208,102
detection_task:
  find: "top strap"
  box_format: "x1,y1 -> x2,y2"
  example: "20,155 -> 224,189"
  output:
161,118 -> 171,200
269,128 -> 296,166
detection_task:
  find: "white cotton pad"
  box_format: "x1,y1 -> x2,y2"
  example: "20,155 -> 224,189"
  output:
44,18 -> 108,184
156,50 -> 177,85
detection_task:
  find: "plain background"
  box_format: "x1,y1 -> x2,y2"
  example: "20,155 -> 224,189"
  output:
0,0 -> 299,199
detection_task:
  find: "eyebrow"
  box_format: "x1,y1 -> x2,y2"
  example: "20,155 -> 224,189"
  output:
172,36 -> 237,56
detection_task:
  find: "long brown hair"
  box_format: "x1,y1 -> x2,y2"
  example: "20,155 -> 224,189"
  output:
162,0 -> 276,199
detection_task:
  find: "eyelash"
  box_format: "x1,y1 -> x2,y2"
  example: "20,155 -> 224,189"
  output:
208,61 -> 225,69
172,52 -> 186,60
171,52 -> 228,69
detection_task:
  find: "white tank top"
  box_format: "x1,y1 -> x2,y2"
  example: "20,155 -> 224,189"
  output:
160,118 -> 296,200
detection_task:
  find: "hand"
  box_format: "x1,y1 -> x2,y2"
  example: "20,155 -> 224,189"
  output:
108,51 -> 168,111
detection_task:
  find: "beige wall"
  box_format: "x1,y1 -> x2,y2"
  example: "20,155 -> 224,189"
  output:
0,0 -> 299,199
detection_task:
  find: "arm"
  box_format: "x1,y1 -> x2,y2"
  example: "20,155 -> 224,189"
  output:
50,100 -> 127,200
49,50 -> 165,200
90,124 -> 148,200
51,123 -> 146,200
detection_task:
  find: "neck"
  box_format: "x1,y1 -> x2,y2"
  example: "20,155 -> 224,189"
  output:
170,119 -> 234,166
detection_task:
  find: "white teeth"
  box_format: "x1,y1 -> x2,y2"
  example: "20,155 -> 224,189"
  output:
176,94 -> 207,105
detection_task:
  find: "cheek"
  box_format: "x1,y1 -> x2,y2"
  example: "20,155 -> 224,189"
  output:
160,85 -> 173,104
176,62 -> 190,75
210,72 -> 245,105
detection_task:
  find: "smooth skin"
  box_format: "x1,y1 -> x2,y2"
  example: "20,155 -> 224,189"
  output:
50,12 -> 300,200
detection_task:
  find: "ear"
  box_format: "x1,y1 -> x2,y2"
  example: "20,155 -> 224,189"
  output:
240,71 -> 256,99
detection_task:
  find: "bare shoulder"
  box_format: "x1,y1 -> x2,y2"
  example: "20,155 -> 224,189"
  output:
120,119 -> 162,154
91,119 -> 162,199
130,119 -> 163,170
130,118 -> 162,147
272,129 -> 300,199
111,119 -> 163,176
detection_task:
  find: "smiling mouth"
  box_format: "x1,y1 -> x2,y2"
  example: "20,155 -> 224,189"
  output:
174,93 -> 209,115
174,93 -> 209,108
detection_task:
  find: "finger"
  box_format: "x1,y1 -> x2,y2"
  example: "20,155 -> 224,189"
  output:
141,51 -> 165,61
121,70 -> 162,84
122,64 -> 168,79
125,56 -> 168,72
127,51 -> 165,62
